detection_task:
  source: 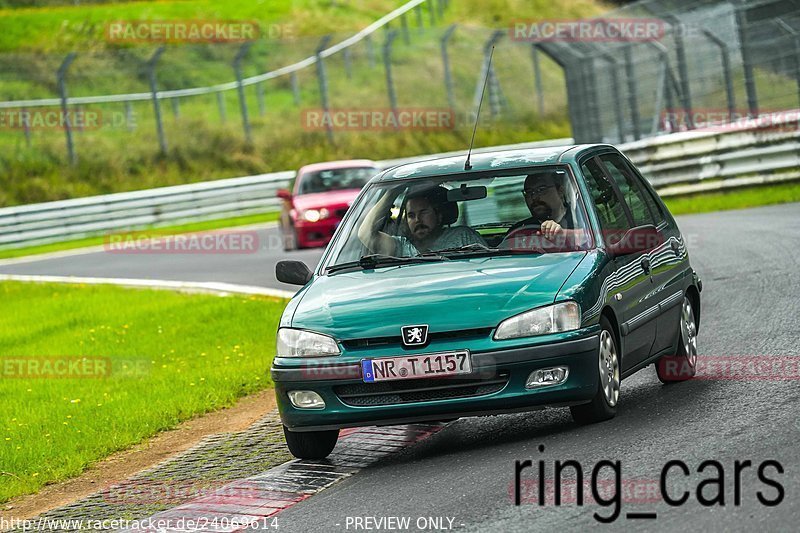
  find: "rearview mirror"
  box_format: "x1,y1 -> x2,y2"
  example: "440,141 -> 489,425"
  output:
276,260 -> 313,286
276,188 -> 292,200
607,225 -> 663,257
447,184 -> 487,202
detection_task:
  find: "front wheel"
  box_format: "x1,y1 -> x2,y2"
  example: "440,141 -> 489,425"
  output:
570,316 -> 619,425
283,425 -> 339,459
656,296 -> 698,383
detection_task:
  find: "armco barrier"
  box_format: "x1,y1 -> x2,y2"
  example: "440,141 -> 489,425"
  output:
1,113 -> 799,250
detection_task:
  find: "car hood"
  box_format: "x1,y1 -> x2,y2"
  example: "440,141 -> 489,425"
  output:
290,252 -> 587,339
292,189 -> 362,211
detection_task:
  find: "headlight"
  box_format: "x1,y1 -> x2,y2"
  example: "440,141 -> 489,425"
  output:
277,328 -> 341,357
494,301 -> 581,340
302,208 -> 329,222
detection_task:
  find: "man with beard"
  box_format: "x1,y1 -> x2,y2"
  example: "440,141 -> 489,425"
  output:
501,170 -> 576,250
358,185 -> 486,256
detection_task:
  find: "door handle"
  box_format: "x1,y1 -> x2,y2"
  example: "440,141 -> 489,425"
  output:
640,257 -> 651,274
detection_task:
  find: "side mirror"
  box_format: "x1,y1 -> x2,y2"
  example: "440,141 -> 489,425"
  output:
276,188 -> 292,201
607,224 -> 663,257
276,260 -> 313,286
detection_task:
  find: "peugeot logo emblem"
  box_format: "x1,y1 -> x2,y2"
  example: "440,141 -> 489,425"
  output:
401,325 -> 428,346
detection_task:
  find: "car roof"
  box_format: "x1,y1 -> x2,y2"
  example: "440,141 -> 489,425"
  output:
375,144 -> 613,182
297,159 -> 377,175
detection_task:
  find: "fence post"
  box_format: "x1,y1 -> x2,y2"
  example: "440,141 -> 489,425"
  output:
774,18 -> 800,109
441,24 -> 457,111
623,45 -> 641,141
415,4 -> 424,32
233,42 -> 253,144
400,12 -> 410,44
437,0 -> 445,19
217,92 -> 227,123
383,30 -> 399,116
256,82 -> 266,116
145,47 -> 167,155
315,34 -> 334,144
646,41 -> 677,134
529,44 -> 545,115
666,16 -> 693,129
56,52 -> 77,165
473,31 -> 504,120
428,0 -> 436,26
734,3 -> 758,118
291,71 -> 301,106
702,29 -> 736,122
343,47 -> 353,78
21,107 -> 31,148
365,34 -> 376,69
171,98 -> 180,119
599,54 -> 625,142
125,101 -> 135,131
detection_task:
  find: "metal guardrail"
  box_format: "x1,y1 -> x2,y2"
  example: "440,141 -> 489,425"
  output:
1,116 -> 798,250
0,0 -> 432,110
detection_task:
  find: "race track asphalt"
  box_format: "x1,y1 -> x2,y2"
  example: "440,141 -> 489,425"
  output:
2,203 -> 798,532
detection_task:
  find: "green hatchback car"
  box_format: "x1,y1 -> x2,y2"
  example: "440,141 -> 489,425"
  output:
273,144 -> 702,459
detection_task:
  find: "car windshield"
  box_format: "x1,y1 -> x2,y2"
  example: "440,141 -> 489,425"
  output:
297,167 -> 378,195
324,166 -> 593,270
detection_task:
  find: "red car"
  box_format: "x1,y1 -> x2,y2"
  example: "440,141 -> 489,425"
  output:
276,160 -> 379,250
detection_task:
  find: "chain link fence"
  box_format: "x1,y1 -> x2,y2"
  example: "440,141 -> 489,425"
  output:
0,0 -> 797,166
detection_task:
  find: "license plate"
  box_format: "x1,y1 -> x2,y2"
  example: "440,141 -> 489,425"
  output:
361,351 -> 471,383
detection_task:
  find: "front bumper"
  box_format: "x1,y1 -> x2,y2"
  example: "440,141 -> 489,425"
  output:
272,334 -> 600,432
294,218 -> 340,248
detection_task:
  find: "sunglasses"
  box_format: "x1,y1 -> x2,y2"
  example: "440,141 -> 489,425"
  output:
522,184 -> 555,198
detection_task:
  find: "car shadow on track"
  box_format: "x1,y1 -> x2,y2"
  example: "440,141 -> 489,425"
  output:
363,366 -> 723,466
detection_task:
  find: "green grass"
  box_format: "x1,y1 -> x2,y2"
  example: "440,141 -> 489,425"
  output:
0,281 -> 287,502
663,180 -> 800,216
0,210 -> 279,259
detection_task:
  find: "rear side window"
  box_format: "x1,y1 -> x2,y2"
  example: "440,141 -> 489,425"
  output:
581,159 -> 629,232
600,154 -> 660,227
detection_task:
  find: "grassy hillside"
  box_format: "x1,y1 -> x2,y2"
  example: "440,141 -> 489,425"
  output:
0,0 -> 604,207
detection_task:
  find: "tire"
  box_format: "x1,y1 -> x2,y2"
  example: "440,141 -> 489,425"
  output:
570,316 -> 619,425
282,223 -> 298,252
283,425 -> 339,460
655,296 -> 698,383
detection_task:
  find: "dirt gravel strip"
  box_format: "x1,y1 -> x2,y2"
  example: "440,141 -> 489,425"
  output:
5,413 -> 444,532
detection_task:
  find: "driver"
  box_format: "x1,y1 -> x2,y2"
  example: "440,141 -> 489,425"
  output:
358,185 -> 486,256
507,170 -> 573,239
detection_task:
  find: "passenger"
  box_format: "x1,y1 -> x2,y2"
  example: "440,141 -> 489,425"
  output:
358,185 -> 486,256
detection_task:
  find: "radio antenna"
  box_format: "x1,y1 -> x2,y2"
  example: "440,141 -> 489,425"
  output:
465,45 -> 495,171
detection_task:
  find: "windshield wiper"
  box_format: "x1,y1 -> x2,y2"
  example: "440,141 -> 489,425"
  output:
432,242 -> 534,257
327,254 -> 444,273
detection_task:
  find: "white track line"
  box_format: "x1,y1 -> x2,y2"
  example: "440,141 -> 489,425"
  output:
0,221 -> 279,267
0,274 -> 296,299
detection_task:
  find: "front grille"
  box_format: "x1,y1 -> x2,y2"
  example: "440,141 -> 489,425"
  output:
341,328 -> 492,349
334,372 -> 509,406
335,207 -> 349,218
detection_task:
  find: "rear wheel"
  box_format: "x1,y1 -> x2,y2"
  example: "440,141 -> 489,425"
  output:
656,296 -> 698,383
570,316 -> 619,424
283,425 -> 339,459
